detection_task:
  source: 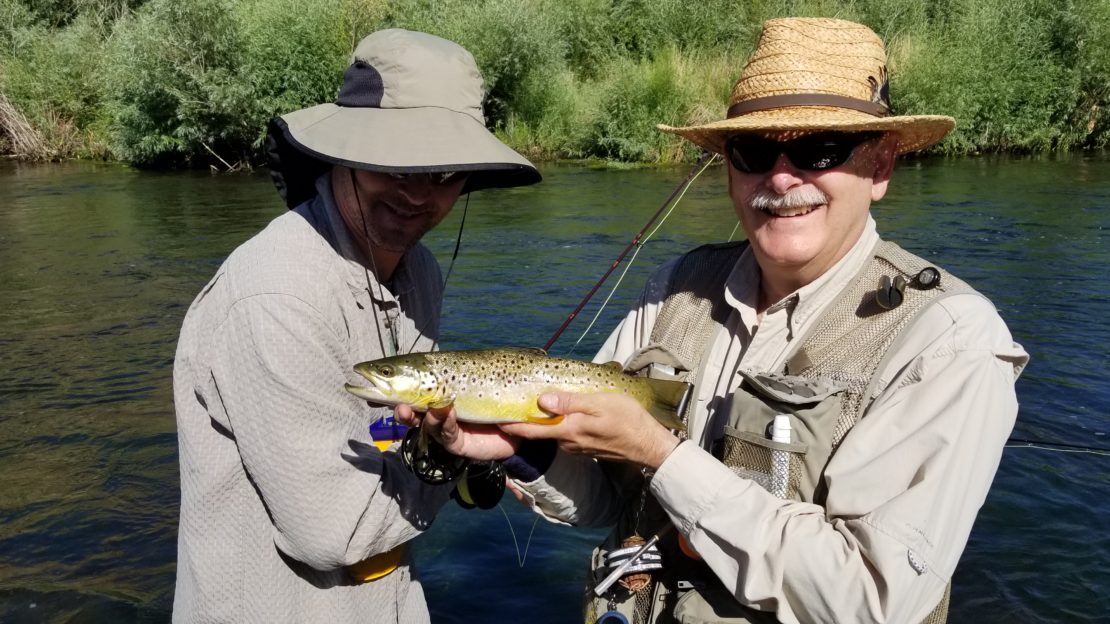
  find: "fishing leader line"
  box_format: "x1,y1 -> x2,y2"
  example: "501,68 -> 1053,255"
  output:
1005,438 -> 1110,457
544,151 -> 719,354
496,504 -> 543,568
566,154 -> 720,356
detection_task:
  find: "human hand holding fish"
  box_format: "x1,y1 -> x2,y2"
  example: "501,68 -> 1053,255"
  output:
394,403 -> 518,461
500,392 -> 683,470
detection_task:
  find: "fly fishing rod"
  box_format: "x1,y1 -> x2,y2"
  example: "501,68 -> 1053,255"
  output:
543,151 -> 715,352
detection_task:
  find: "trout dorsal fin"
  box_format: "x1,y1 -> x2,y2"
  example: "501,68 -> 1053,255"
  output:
499,346 -> 548,356
602,361 -> 624,371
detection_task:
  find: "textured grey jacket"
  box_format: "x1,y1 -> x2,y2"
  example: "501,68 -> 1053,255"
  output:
172,175 -> 452,623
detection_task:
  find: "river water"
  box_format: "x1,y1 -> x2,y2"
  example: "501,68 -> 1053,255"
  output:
0,155 -> 1107,622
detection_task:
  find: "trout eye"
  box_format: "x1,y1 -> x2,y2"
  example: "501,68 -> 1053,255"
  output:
378,365 -> 395,377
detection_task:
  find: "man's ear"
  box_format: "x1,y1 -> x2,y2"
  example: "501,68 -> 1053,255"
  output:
870,135 -> 897,202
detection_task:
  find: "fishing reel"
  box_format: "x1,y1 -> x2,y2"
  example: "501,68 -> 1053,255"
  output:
452,460 -> 506,510
399,426 -> 467,484
399,427 -> 506,509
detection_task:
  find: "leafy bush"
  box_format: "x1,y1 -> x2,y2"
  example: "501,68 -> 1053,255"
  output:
583,47 -> 736,162
1071,0 -> 1110,147
538,0 -> 617,78
608,0 -> 753,57
0,0 -> 35,51
497,68 -> 593,160
237,0 -> 359,147
390,0 -> 568,129
19,0 -> 140,27
2,0 -> 1110,164
892,0 -> 1082,153
102,0 -> 254,167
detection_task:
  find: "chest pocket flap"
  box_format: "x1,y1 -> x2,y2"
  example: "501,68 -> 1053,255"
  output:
722,370 -> 848,504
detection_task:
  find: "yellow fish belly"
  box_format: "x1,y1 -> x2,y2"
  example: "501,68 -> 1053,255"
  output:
451,392 -> 564,425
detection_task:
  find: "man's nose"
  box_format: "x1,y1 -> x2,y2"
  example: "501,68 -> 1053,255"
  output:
397,174 -> 434,204
766,153 -> 804,194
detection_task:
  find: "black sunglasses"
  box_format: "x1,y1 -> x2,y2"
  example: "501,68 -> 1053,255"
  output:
725,132 -> 881,174
386,171 -> 467,185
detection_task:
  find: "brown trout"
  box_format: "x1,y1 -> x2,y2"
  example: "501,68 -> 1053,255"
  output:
344,347 -> 689,430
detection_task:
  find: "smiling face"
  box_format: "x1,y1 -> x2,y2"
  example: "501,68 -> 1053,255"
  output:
726,131 -> 896,306
332,166 -> 467,279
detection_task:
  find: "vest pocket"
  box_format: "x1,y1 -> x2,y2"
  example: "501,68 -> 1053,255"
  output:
719,371 -> 847,503
720,428 -> 806,500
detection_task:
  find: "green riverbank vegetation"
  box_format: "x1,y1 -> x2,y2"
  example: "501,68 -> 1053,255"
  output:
1,0 -> 1108,167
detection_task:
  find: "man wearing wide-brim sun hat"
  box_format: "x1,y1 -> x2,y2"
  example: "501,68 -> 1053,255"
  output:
658,17 -> 956,156
429,16 -> 1030,624
172,29 -> 539,624
265,28 -> 540,210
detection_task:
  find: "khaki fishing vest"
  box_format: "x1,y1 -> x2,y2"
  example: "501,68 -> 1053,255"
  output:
585,239 -> 974,624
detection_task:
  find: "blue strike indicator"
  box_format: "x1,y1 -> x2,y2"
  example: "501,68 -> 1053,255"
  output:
369,415 -> 409,451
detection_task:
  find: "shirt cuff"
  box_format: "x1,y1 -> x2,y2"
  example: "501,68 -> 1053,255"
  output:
650,440 -> 753,533
502,439 -> 558,482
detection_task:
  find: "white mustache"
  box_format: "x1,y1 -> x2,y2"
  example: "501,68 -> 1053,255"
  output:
748,187 -> 829,212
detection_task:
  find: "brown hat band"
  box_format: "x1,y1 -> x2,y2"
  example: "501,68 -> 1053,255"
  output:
728,94 -> 890,119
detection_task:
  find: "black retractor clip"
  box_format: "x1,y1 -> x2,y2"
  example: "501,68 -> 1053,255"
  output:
876,274 -> 908,310
914,266 -> 941,290
876,267 -> 942,310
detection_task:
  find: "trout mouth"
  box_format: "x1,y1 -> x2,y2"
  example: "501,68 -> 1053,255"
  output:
347,362 -> 444,409
345,365 -> 404,406
343,381 -> 396,405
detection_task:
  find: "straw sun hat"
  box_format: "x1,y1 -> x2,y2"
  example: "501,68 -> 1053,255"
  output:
659,18 -> 955,156
266,29 -> 540,209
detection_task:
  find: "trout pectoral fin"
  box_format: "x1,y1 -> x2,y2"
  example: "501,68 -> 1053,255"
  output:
644,378 -> 692,432
647,405 -> 686,431
427,398 -> 454,410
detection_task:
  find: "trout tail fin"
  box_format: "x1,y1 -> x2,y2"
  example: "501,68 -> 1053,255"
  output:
643,378 -> 692,432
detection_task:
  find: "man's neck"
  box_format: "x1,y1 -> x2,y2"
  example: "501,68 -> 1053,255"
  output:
368,246 -> 403,284
757,271 -> 807,313
329,167 -> 404,282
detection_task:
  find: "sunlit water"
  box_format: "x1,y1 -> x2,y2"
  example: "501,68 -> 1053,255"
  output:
0,154 -> 1107,622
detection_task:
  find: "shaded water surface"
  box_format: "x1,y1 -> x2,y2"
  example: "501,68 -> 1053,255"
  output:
0,155 -> 1107,622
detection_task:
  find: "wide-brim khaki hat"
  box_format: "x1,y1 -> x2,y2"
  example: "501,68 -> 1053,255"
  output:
659,18 -> 955,156
266,29 -> 540,208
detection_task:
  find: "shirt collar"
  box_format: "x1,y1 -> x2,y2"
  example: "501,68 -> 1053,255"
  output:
726,216 -> 880,335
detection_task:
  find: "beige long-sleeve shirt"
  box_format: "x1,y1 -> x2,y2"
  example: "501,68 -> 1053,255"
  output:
519,217 -> 1028,623
172,175 -> 452,623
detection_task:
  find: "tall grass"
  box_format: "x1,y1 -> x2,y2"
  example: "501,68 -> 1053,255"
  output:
0,5 -> 109,158
1,0 -> 1107,166
891,0 -> 1094,152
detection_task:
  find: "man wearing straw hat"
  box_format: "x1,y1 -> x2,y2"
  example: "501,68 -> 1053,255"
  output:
411,17 -> 1028,624
171,29 -> 539,623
